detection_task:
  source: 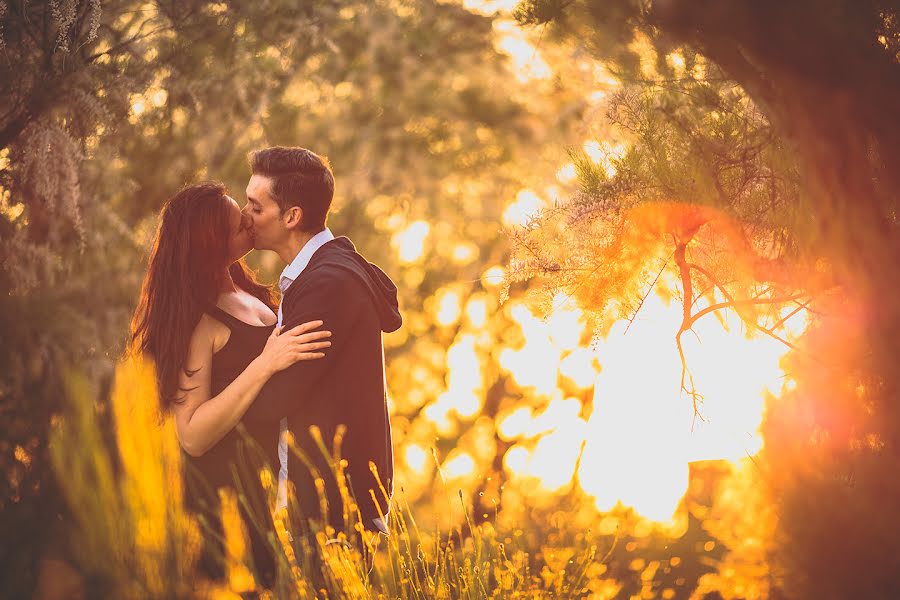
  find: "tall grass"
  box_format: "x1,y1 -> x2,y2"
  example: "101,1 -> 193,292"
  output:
50,356 -> 599,598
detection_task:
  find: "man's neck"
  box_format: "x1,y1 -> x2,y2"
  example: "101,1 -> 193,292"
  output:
275,230 -> 317,265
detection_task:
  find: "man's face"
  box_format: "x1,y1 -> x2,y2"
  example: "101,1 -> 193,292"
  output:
244,174 -> 285,251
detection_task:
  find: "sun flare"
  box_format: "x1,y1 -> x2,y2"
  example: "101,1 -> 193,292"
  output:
491,279 -> 807,523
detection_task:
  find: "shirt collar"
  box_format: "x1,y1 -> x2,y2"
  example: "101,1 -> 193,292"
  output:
278,227 -> 335,293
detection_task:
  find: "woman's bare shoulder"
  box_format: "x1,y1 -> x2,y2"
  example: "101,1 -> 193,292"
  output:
193,312 -> 231,354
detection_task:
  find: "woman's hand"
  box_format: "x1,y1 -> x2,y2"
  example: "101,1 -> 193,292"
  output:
260,320 -> 331,374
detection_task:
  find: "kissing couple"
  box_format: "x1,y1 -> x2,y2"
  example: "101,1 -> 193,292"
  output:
129,146 -> 401,587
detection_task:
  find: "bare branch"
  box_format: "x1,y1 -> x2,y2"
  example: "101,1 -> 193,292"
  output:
624,259 -> 668,334
685,293 -> 805,331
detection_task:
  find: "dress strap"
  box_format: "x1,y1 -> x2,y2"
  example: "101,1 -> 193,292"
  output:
206,305 -> 242,329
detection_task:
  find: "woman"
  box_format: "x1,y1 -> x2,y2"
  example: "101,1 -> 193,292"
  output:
129,182 -> 329,587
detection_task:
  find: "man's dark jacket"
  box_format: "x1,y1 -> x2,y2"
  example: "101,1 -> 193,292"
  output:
246,236 -> 401,531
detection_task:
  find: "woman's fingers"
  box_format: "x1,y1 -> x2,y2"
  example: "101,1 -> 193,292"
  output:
297,341 -> 331,351
295,330 -> 331,343
295,351 -> 326,360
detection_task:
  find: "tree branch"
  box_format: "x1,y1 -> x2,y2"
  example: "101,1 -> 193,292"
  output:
624,259 -> 668,334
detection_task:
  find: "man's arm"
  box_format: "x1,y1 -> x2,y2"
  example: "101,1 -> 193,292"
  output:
247,268 -> 361,422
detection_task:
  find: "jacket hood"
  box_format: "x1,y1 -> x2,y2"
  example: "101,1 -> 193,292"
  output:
316,237 -> 402,333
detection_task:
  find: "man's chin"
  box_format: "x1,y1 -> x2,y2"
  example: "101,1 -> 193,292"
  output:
251,236 -> 272,251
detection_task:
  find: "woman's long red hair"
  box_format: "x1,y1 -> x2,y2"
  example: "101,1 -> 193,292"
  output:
130,182 -> 275,410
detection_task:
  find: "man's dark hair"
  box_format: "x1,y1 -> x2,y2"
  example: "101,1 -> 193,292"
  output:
249,146 -> 334,232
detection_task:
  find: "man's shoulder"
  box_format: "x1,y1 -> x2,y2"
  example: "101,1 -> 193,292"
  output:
281,258 -> 362,307
295,241 -> 366,286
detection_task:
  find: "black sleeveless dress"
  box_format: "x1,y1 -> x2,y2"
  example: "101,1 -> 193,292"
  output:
182,305 -> 279,587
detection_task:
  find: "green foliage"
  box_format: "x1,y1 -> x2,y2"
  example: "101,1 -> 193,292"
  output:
1,1 -> 587,595
505,74 -> 814,338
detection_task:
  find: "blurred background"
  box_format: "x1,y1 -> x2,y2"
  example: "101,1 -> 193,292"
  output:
3,0 -> 900,598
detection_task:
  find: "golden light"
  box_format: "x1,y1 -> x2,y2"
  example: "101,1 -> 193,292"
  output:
423,335 -> 484,431
503,444 -> 530,475
492,269 -> 806,523
392,220 -> 430,263
423,402 -> 455,436
546,292 -> 586,350
150,89 -> 168,108
500,397 -> 588,491
630,31 -> 661,79
559,347 -> 599,389
481,265 -> 505,288
462,0 -> 520,14
666,52 -> 686,73
593,64 -> 621,88
443,451 -> 476,479
405,443 -> 429,473
451,242 -> 478,264
435,387 -> 482,421
435,288 -> 462,327
589,90 -> 608,104
583,140 -> 628,178
499,304 -> 560,397
502,189 -> 545,227
573,284 -> 806,522
529,427 -> 584,491
465,295 -> 489,328
219,488 -> 255,593
556,162 -> 577,184
544,184 -> 563,205
443,335 -> 483,417
498,407 -> 535,440
494,20 -> 552,83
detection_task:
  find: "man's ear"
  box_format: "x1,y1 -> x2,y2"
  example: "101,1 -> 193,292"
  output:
283,206 -> 303,230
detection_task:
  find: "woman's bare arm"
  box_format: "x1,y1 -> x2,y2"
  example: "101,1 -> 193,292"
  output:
171,315 -> 329,457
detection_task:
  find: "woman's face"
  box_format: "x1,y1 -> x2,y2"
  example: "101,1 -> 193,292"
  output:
226,195 -> 254,262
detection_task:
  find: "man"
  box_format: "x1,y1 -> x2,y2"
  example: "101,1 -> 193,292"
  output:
241,146 -> 400,543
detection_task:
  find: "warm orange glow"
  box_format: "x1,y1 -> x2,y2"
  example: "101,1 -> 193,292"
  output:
502,189 -> 545,227
443,450 -> 476,479
494,21 -> 552,83
666,52 -> 686,73
583,140 -> 628,178
506,397 -> 588,491
405,443 -> 429,473
492,277 -> 806,522
465,295 -> 489,328
392,220 -> 430,263
462,0 -> 520,14
451,242 -> 477,264
577,285 -> 805,521
481,265 -> 505,288
556,162 -> 577,184
499,304 -> 562,397
435,288 -> 463,327
219,488 -> 255,593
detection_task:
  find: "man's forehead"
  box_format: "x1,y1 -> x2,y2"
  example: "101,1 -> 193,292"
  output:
247,174 -> 273,199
